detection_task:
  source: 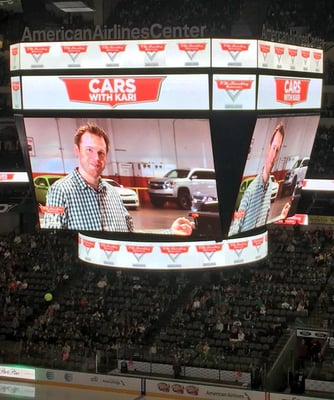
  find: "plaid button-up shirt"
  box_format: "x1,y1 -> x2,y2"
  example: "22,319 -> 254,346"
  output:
42,168 -> 133,232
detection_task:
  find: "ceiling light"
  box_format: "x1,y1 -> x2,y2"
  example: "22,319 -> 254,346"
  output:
52,1 -> 94,13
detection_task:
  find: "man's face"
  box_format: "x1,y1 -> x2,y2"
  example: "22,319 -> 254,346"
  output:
75,131 -> 107,180
264,131 -> 283,175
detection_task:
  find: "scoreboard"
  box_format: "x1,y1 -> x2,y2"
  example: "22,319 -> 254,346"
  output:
9,38 -> 323,269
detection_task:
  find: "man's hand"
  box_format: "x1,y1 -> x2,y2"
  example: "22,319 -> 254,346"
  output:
170,217 -> 194,236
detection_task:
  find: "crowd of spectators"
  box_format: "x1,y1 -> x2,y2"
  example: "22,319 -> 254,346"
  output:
0,0 -> 333,47
0,230 -> 79,363
263,0 -> 334,42
0,0 -> 334,390
1,225 -> 334,384
108,0 -> 241,38
308,125 -> 334,179
324,59 -> 334,86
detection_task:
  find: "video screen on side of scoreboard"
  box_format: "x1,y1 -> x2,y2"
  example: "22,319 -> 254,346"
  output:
228,114 -> 320,237
18,116 -> 224,239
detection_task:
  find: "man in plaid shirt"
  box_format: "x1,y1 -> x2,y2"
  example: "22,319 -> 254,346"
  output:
42,122 -> 192,235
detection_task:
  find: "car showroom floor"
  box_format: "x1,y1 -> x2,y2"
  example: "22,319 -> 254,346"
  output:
38,202 -> 191,233
131,204 -> 190,231
38,189 -> 293,234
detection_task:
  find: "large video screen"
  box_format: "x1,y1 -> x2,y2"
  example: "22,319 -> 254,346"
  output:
228,114 -> 320,237
20,116 -> 221,238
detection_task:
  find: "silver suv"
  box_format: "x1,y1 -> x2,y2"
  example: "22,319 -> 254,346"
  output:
283,157 -> 310,195
147,168 -> 217,210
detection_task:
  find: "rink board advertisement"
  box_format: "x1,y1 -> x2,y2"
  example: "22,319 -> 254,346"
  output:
144,379 -> 265,399
0,365 -> 333,399
0,366 -> 35,380
36,369 -> 140,392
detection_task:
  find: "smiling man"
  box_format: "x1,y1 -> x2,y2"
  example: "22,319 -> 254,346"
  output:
42,122 -> 192,235
229,122 -> 290,235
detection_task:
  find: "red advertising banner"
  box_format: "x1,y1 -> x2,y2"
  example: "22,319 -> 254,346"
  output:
257,75 -> 322,110
20,74 -> 210,110
60,76 -> 165,108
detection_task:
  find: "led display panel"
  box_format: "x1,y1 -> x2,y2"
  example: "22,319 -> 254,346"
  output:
228,114 -> 320,237
9,37 -> 323,268
20,116 -> 221,238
